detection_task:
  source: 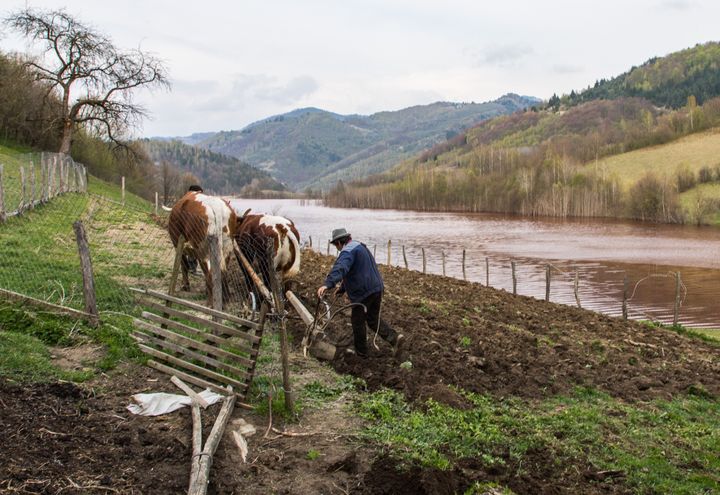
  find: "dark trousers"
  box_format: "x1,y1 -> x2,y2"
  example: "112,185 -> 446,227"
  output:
350,291 -> 398,355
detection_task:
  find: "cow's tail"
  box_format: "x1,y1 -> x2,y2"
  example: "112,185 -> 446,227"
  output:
283,229 -> 301,278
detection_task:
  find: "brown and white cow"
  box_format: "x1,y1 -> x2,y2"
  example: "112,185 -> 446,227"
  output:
234,212 -> 301,300
168,191 -> 238,303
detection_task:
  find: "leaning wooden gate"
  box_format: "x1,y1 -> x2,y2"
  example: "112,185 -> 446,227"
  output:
130,288 -> 267,399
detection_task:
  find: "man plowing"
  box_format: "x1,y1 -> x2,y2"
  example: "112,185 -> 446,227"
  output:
317,228 -> 405,358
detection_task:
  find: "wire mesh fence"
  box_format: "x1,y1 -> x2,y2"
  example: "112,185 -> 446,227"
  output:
0,152 -> 87,222
303,234 -> 715,329
0,187 -> 280,321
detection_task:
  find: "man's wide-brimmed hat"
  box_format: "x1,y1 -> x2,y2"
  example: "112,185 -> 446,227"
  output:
329,228 -> 351,243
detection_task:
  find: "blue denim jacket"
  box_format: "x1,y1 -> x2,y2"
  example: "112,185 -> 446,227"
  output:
323,240 -> 384,302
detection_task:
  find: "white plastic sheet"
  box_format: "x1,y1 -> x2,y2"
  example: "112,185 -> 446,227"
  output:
127,389 -> 223,416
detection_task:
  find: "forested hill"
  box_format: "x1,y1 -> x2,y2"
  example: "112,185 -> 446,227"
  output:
139,139 -> 285,195
190,94 -> 540,190
324,42 -> 720,225
326,96 -> 720,224
566,41 -> 720,108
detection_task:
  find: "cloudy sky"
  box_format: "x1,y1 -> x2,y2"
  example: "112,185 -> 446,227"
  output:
2,0 -> 719,137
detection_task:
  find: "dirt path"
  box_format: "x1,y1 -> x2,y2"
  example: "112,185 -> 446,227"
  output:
0,359 -> 374,494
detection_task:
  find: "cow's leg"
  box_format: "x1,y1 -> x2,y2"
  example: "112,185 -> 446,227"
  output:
180,254 -> 191,291
198,259 -> 212,305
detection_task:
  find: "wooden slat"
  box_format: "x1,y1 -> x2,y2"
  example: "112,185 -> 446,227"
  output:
131,288 -> 259,330
138,344 -> 247,391
171,376 -> 210,408
132,332 -> 253,375
243,302 -> 268,391
133,319 -> 252,363
0,287 -> 95,321
142,300 -> 259,344
141,311 -> 256,357
147,360 -> 240,397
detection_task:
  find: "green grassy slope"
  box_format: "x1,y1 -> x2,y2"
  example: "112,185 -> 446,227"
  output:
594,128 -> 720,187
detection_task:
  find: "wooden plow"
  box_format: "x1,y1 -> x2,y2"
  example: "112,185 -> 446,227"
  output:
286,290 -> 337,361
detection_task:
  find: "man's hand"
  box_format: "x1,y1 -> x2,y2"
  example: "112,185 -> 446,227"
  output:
317,285 -> 328,299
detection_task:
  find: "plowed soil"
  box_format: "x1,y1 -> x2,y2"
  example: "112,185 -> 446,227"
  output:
2,248 -> 719,494
290,251 -> 720,405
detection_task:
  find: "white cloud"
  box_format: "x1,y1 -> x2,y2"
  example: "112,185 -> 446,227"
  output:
5,0 -> 720,136
475,44 -> 534,68
256,76 -> 319,105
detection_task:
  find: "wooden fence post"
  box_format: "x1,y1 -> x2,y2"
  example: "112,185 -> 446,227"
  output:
208,234 -> 223,318
121,176 -> 125,205
0,164 -> 5,222
30,163 -> 36,209
574,268 -> 581,308
462,249 -> 466,280
673,271 -> 681,326
20,166 -> 26,212
402,245 -> 408,269
421,247 -> 426,274
41,159 -> 48,202
64,158 -> 70,193
373,244 -> 377,259
387,239 -> 392,266
327,242 -> 330,255
188,390 -> 236,495
441,250 -> 446,276
73,220 -> 99,327
622,275 -> 628,320
511,260 -> 517,295
58,159 -> 65,194
545,264 -> 551,302
308,235 -> 312,248
267,240 -> 294,414
50,155 -> 56,199
485,257 -> 489,287
169,235 -> 186,296
155,192 -> 159,214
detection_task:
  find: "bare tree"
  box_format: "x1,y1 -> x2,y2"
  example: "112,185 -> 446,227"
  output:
4,8 -> 169,154
159,160 -> 181,205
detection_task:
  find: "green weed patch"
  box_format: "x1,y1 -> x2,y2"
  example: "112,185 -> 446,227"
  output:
358,387 -> 720,493
0,331 -> 93,383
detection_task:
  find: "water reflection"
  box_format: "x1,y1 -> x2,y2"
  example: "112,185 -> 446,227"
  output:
230,199 -> 720,328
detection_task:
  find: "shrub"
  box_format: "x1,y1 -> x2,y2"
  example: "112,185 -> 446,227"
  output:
675,165 -> 697,192
627,172 -> 681,222
698,166 -> 714,183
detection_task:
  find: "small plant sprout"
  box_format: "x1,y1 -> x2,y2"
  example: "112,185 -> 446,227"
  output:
460,336 -> 472,348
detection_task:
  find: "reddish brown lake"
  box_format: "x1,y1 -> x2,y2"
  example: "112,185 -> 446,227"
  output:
231,199 -> 720,328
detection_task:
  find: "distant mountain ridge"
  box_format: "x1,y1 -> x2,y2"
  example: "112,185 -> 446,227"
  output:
173,93 -> 540,190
